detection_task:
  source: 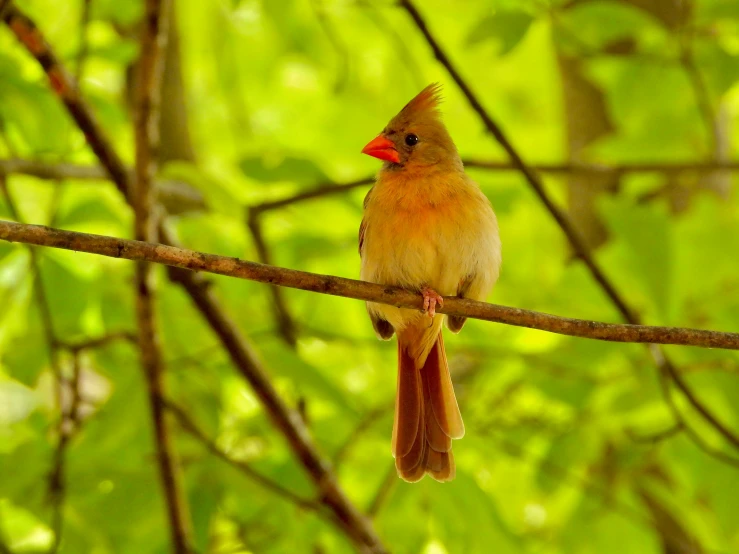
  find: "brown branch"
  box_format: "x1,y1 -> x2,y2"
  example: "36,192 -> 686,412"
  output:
1,3 -> 131,196
2,6 -> 386,553
0,159 -> 206,213
132,1 -> 193,552
397,0 -> 739,454
57,331 -> 137,353
165,265 -> 386,553
2,221 -> 739,352
4,158 -> 739,215
463,159 -> 739,174
246,209 -> 298,346
398,0 -> 634,319
250,177 -> 374,214
5,158 -> 739,185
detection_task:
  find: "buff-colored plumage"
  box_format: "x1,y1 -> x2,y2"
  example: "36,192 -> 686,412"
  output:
360,84 -> 501,482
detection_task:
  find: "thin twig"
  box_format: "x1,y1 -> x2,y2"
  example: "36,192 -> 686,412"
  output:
3,5 -> 387,552
366,464 -> 397,519
4,158 -> 739,216
250,177 -> 374,214
4,158 -> 739,185
162,399 -> 322,512
310,0 -> 349,93
133,1 -> 193,552
2,221 -> 739,352
75,0 -> 92,81
397,0 -> 739,454
333,405 -> 390,470
246,209 -> 298,347
679,40 -> 718,156
0,175 -> 66,553
0,159 -> 204,211
58,331 -> 137,352
654,356 -> 739,469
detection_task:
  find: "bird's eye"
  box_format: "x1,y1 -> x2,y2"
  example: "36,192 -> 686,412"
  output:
405,133 -> 419,146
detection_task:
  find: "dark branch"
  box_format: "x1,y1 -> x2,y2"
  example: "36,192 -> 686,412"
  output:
1,3 -> 131,196
397,0 -> 739,454
246,209 -> 298,347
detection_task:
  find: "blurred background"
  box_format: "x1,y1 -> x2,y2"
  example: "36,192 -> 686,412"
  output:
1,0 -> 739,552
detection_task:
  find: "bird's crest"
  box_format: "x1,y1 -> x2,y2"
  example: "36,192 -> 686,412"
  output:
398,83 -> 443,120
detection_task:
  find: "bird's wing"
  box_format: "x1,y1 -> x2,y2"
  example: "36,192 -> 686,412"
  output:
358,186 -> 374,257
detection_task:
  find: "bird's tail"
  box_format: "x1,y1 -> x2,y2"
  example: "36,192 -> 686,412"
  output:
393,331 -> 465,482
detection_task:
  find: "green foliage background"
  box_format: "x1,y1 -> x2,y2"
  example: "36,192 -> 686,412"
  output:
1,0 -> 739,552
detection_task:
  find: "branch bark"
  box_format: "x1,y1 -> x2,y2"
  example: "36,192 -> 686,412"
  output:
397,0 -> 739,455
1,220 -> 739,351
131,1 -> 194,552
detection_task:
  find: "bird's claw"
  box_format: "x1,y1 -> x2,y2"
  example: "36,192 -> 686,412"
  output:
421,288 -> 444,318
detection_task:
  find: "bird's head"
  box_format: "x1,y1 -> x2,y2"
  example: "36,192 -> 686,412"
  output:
361,83 -> 461,172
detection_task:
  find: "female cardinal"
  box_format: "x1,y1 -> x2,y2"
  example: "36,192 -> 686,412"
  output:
359,84 -> 501,482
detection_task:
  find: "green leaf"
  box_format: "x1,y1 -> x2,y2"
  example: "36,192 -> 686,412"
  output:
466,11 -> 534,56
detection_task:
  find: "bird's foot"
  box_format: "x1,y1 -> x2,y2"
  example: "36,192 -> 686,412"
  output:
421,288 -> 444,318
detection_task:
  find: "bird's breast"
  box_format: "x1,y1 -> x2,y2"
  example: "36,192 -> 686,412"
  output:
361,189 -> 482,296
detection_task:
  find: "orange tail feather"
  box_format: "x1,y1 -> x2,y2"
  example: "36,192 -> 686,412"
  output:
393,332 -> 463,482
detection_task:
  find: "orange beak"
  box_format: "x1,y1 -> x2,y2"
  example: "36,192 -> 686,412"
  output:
361,135 -> 400,164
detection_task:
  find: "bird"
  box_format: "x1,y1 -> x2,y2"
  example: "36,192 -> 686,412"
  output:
359,83 -> 501,482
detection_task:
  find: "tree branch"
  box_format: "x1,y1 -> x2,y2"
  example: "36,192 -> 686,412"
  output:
246,209 -> 298,347
132,1 -> 194,552
1,3 -> 131,196
1,220 -> 738,351
397,0 -> 739,454
4,158 -> 738,214
164,265 -> 386,553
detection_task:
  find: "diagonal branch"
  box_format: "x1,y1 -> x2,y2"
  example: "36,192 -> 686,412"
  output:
2,6 -> 387,551
165,265 -> 386,552
398,0 -> 633,320
1,3 -> 130,196
397,0 -> 739,454
1,220 -> 739,351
